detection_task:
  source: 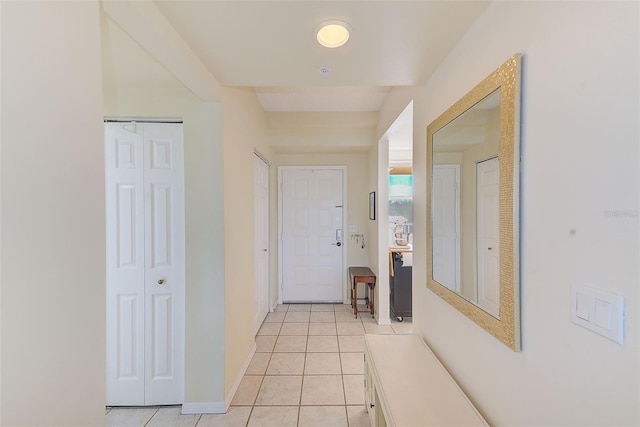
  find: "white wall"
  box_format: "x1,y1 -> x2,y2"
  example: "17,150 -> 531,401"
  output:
375,138 -> 391,325
267,112 -> 377,153
376,2 -> 639,425
1,2 -> 106,424
367,147 -> 380,273
221,87 -> 272,397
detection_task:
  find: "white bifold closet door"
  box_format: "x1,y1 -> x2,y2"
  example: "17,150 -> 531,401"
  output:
105,121 -> 185,406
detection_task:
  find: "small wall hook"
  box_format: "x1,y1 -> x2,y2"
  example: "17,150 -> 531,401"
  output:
350,233 -> 365,248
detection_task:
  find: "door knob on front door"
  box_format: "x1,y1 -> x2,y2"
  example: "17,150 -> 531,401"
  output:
158,279 -> 165,285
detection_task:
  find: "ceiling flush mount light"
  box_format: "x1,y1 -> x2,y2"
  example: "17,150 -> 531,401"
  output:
315,20 -> 351,48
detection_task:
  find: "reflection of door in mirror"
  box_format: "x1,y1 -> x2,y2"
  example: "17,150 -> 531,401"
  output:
476,157 -> 499,317
432,165 -> 460,292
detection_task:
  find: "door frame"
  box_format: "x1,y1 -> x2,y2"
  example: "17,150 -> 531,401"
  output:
277,166 -> 348,304
254,152 -> 270,334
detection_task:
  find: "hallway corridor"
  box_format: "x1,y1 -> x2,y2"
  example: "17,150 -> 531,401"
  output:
106,303 -> 412,426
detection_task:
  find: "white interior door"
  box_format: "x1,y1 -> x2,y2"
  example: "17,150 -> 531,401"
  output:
106,121 -> 185,406
280,168 -> 344,302
254,154 -> 270,334
431,165 -> 460,292
476,157 -> 500,317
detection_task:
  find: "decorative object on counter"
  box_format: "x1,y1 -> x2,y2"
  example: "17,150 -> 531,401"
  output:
390,216 -> 412,247
426,53 -> 522,351
369,191 -> 376,220
393,223 -> 411,246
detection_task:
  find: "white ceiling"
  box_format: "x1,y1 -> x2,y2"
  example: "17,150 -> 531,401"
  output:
102,0 -> 491,113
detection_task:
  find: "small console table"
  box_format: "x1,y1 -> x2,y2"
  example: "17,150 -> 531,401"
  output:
348,266 -> 376,319
364,334 -> 488,426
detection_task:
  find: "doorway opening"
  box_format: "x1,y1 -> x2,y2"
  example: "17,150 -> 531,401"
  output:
377,102 -> 414,325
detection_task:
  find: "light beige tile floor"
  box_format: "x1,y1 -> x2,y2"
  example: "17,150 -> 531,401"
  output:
105,304 -> 411,426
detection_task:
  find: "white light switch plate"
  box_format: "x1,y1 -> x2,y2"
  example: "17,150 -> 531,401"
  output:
571,285 -> 624,344
349,224 -> 358,232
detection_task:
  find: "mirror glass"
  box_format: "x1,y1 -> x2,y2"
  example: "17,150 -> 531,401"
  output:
427,54 -> 521,351
432,89 -> 501,317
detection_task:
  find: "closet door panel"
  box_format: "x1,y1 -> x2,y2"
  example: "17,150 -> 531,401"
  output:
143,123 -> 185,405
106,123 -> 145,406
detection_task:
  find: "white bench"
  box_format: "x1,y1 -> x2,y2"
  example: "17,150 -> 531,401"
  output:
364,334 -> 488,426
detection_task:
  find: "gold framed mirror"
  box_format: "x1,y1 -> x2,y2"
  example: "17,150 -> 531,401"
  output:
426,54 -> 521,351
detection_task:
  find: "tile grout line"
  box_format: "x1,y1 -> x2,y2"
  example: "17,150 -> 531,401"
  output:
250,321 -> 279,427
110,305 -> 410,426
251,303 -> 372,426
339,318 -> 350,427
295,305 -> 310,426
194,413 -> 203,426
142,407 -> 160,427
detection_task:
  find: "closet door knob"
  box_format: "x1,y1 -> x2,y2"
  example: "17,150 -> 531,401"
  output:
158,279 -> 165,285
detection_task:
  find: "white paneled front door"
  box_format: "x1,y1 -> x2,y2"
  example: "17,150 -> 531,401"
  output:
105,122 -> 185,406
254,154 -> 270,334
280,168 -> 344,302
476,157 -> 500,318
431,165 -> 460,292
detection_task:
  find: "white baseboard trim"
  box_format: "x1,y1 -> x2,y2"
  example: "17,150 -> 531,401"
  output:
181,343 -> 257,415
225,342 -> 257,409
377,318 -> 392,326
181,401 -> 226,414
